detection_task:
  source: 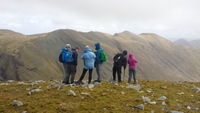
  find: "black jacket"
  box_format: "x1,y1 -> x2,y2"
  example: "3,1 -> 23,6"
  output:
113,53 -> 127,70
68,48 -> 78,66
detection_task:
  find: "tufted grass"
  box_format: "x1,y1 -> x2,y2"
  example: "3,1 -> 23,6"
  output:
0,80 -> 200,113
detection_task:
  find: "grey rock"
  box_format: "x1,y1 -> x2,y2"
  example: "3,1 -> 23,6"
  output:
7,80 -> 14,83
12,100 -> 23,106
169,110 -> 183,113
135,104 -> 144,110
190,107 -> 198,111
126,84 -> 140,91
158,96 -> 167,100
27,91 -> 31,95
142,96 -> 151,103
160,86 -> 167,89
162,101 -> 166,105
68,90 -> 76,96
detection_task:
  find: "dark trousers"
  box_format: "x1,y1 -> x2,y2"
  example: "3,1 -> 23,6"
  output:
128,68 -> 136,84
79,68 -> 93,84
112,65 -> 122,82
63,64 -> 76,84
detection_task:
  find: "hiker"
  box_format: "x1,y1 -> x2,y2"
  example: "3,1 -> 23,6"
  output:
62,44 -> 78,84
94,42 -> 103,83
70,46 -> 79,80
112,50 -> 127,83
76,46 -> 96,84
127,53 -> 138,84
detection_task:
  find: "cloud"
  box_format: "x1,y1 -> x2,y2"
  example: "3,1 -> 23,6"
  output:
0,0 -> 200,41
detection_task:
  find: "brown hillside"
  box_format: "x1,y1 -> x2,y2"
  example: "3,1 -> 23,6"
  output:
0,29 -> 200,82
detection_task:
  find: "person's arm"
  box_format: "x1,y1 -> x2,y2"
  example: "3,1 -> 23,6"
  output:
135,58 -> 138,63
96,49 -> 101,63
73,52 -> 78,66
113,53 -> 119,61
123,57 -> 127,70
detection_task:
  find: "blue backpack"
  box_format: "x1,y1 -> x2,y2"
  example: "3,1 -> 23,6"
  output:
59,51 -> 74,63
64,51 -> 74,63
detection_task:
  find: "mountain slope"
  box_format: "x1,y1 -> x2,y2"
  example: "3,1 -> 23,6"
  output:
0,29 -> 200,82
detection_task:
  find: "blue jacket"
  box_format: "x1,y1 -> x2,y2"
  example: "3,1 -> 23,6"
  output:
61,48 -> 68,65
94,42 -> 103,64
81,46 -> 96,69
61,48 -> 77,65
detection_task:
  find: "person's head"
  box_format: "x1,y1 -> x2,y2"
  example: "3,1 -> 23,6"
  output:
94,42 -> 101,50
122,50 -> 127,56
129,53 -> 134,58
84,46 -> 91,52
75,47 -> 79,52
66,44 -> 71,50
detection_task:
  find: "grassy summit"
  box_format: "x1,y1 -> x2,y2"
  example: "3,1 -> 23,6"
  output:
0,80 -> 199,112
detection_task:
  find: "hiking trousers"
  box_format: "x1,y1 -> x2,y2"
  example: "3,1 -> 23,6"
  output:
128,68 -> 136,84
96,64 -> 102,82
63,64 -> 76,84
79,68 -> 93,84
112,65 -> 122,82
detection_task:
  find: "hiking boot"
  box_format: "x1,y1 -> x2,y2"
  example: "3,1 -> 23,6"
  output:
76,80 -> 84,85
94,80 -> 101,83
75,81 -> 80,85
62,81 -> 70,84
71,82 -> 74,84
80,81 -> 84,84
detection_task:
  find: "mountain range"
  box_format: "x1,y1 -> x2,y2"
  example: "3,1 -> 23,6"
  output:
0,29 -> 200,82
174,38 -> 200,48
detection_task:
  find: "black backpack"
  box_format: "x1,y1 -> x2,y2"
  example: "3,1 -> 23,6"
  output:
114,53 -> 124,66
59,51 -> 64,63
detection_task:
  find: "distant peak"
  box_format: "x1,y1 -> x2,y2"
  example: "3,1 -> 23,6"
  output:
0,29 -> 23,35
113,30 -> 136,36
140,33 -> 158,36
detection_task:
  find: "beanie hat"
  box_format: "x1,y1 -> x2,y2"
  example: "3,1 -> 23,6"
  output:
66,44 -> 71,48
123,50 -> 127,55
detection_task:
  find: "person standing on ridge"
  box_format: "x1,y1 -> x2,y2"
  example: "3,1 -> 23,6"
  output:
69,46 -> 79,83
127,53 -> 138,84
76,46 -> 96,84
94,42 -> 103,83
112,50 -> 127,83
62,44 -> 78,84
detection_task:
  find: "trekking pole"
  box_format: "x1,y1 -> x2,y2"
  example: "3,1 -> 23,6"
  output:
123,69 -> 125,82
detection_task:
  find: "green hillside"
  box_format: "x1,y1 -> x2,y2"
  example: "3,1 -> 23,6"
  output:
0,80 -> 199,112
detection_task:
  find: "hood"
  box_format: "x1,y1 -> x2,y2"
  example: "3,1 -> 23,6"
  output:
94,42 -> 101,50
62,47 -> 66,51
123,50 -> 127,56
129,53 -> 134,58
84,46 -> 92,52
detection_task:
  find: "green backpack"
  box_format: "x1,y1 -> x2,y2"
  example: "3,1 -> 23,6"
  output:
99,50 -> 107,62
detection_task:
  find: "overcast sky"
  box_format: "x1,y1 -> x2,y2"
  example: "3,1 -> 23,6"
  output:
0,0 -> 200,41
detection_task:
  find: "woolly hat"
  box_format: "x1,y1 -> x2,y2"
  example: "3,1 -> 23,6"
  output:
66,44 -> 71,48
123,50 -> 127,55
